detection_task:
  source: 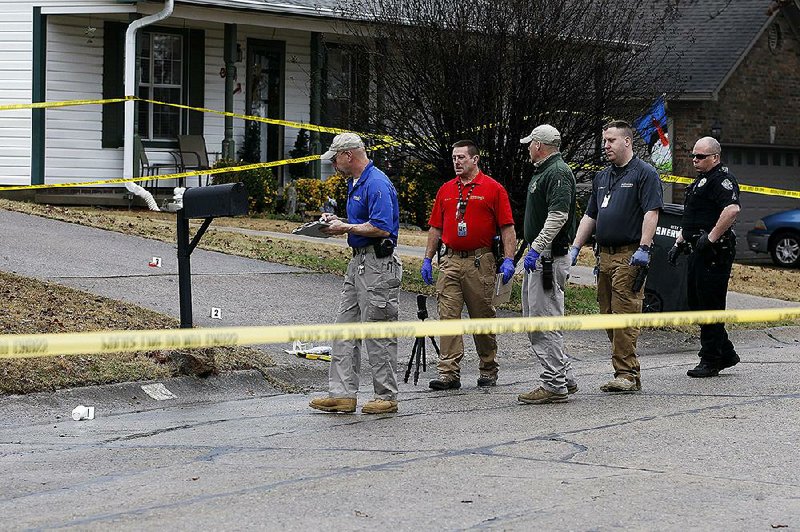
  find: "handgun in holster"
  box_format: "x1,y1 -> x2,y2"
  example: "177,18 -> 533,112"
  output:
541,255 -> 554,290
632,264 -> 648,292
492,234 -> 503,272
374,238 -> 395,258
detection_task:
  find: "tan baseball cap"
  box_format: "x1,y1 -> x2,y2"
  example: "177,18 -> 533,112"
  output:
321,133 -> 365,160
520,124 -> 561,146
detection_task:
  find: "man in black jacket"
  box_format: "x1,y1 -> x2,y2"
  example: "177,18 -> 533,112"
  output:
668,136 -> 741,378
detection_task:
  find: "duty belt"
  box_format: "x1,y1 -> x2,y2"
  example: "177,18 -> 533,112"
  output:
351,246 -> 375,257
684,231 -> 735,247
597,242 -> 639,254
446,246 -> 493,258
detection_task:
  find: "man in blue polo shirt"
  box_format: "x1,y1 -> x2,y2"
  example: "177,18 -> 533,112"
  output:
308,133 -> 402,415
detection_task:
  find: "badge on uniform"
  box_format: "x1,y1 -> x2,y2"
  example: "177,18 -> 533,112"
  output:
458,220 -> 468,237
601,193 -> 611,208
697,178 -> 707,188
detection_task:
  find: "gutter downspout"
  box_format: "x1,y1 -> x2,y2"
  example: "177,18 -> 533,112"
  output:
123,0 -> 174,210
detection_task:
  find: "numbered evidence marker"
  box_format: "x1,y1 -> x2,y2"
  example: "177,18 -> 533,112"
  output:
149,256 -> 162,268
210,307 -> 223,320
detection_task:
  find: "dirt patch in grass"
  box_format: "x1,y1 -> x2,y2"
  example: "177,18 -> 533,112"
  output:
0,270 -> 274,395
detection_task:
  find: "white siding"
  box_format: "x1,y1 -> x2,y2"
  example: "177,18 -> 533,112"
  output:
200,23 -> 311,163
0,4 -> 315,187
0,4 -> 33,184
45,15 -> 121,183
0,1 -> 127,185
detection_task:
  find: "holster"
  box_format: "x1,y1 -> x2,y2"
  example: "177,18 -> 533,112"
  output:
374,238 -> 395,258
541,255 -> 554,290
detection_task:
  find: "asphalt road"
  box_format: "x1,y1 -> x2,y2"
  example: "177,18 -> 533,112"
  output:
1,208 -> 799,530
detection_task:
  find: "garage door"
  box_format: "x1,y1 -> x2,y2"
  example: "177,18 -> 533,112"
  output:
724,146 -> 800,258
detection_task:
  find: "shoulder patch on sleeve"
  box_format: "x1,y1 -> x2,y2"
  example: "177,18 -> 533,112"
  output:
721,178 -> 733,190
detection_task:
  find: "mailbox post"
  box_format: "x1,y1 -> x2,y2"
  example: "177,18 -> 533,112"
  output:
177,183 -> 248,328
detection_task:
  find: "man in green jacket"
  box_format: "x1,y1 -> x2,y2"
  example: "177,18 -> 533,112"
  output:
517,124 -> 579,404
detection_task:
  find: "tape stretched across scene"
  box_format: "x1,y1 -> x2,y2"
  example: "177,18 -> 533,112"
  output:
1,307 -> 799,359
0,95 -> 401,144
1,96 -> 799,199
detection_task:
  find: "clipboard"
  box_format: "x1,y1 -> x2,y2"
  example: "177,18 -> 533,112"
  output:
291,220 -> 331,238
492,273 -> 513,305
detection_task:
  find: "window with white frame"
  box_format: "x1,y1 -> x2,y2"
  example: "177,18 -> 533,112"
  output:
137,32 -> 183,140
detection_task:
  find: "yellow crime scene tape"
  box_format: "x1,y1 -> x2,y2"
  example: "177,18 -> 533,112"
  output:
1,96 -> 799,199
138,97 -> 403,145
660,173 -> 800,199
0,96 -> 406,191
0,97 -> 133,111
0,155 -> 321,192
1,307 -> 799,360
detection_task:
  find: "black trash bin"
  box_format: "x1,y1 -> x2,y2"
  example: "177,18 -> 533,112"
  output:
643,203 -> 689,313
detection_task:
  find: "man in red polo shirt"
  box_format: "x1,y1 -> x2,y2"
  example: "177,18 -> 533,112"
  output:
421,139 -> 517,390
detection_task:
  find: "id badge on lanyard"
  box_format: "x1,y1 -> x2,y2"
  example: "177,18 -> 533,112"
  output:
456,181 -> 476,237
601,193 -> 611,208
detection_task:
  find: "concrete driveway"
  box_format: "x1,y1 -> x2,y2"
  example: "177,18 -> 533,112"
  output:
0,208 -> 798,529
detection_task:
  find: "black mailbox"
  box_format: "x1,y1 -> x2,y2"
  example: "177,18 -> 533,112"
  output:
182,182 -> 248,219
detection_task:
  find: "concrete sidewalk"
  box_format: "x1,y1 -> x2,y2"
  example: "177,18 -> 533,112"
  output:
1,208 -> 799,529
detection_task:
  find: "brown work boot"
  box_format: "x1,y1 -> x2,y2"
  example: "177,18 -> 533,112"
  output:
361,398 -> 398,414
599,376 -> 641,393
309,397 -> 356,413
477,374 -> 498,387
429,377 -> 461,390
517,387 -> 568,404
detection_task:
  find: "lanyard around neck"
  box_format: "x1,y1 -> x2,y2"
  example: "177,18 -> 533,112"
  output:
456,179 -> 477,221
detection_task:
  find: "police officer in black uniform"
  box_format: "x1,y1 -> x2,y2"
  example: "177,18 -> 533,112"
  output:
669,136 -> 741,378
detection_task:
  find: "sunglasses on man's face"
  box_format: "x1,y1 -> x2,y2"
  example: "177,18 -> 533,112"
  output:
690,153 -> 717,160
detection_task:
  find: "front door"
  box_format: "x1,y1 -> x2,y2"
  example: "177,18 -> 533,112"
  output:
246,39 -> 285,180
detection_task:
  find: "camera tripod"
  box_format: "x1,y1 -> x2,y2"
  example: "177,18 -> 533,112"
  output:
404,295 -> 441,385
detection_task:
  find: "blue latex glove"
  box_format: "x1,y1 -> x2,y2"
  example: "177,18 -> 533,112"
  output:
524,248 -> 540,273
499,257 -> 515,284
421,257 -> 434,285
568,245 -> 580,266
629,245 -> 651,266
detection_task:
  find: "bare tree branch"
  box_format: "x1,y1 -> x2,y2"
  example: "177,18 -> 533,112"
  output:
338,0 -> 687,213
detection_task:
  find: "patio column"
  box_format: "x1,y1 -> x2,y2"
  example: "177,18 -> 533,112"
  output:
310,32 -> 323,180
31,7 -> 46,185
222,23 -> 237,161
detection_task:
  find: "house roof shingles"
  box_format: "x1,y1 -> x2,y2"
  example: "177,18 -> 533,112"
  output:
662,0 -> 773,97
154,0 -> 783,99
169,0 -> 341,17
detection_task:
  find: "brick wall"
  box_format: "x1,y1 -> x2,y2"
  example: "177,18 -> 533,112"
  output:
668,13 -> 800,202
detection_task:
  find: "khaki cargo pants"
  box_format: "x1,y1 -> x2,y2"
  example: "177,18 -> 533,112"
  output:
435,249 -> 499,380
329,248 -> 402,400
597,244 -> 645,381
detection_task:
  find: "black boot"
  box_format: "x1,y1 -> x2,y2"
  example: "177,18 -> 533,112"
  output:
687,361 -> 720,378
719,351 -> 740,370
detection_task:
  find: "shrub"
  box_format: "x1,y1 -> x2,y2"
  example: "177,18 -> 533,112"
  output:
211,159 -> 277,214
322,173 -> 348,216
294,174 -> 348,214
288,129 -> 312,180
394,160 -> 439,227
293,178 -> 324,212
238,122 -> 261,164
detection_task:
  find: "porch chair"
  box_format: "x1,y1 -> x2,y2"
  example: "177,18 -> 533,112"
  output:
135,135 -> 180,188
177,134 -> 217,187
